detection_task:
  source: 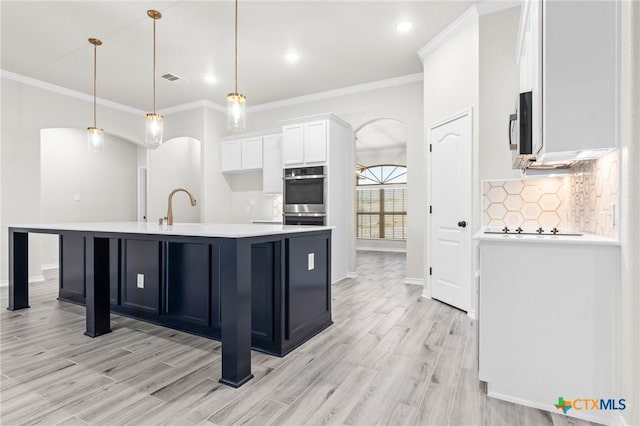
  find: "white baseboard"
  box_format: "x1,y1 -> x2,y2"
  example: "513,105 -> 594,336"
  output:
0,275 -> 45,288
403,277 -> 424,286
487,390 -> 622,425
356,238 -> 406,253
346,272 -> 358,279
421,289 -> 431,299
467,309 -> 477,320
356,247 -> 406,253
41,263 -> 59,280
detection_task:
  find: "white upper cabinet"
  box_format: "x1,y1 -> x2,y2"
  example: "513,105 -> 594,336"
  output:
262,134 -> 282,194
303,121 -> 328,164
282,124 -> 305,165
541,0 -> 618,157
221,140 -> 242,172
221,137 -> 263,173
282,120 -> 328,166
241,137 -> 263,170
519,0 -> 619,162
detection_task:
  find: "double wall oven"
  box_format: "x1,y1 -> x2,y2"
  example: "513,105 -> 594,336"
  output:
283,166 -> 326,225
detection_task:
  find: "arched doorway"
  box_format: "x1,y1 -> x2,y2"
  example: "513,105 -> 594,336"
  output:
354,119 -> 407,253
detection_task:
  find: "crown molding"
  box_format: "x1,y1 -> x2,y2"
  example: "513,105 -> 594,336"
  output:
417,5 -> 479,62
417,1 -> 520,62
476,0 -> 521,17
2,69 -> 423,118
0,69 -> 145,116
249,73 -> 423,113
158,99 -> 226,115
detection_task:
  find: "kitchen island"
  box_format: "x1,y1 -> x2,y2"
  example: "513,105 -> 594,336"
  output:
8,222 -> 333,388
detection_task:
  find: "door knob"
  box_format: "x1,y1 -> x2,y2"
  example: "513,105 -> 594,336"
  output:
457,221 -> 467,228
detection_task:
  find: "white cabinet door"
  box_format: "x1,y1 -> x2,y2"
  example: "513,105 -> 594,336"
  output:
282,124 -> 304,165
221,140 -> 242,172
241,137 -> 263,170
303,121 -> 327,164
543,0 -> 618,154
262,134 -> 282,194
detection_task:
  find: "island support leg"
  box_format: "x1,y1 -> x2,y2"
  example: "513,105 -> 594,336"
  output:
8,229 -> 29,311
219,238 -> 253,387
84,235 -> 111,337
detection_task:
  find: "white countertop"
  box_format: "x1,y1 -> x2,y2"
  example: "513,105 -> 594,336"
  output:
9,222 -> 333,238
474,229 -> 620,246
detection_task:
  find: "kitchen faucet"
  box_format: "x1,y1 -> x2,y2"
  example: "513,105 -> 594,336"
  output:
166,188 -> 197,225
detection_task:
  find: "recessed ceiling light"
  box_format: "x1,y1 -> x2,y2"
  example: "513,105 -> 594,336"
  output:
396,20 -> 413,33
204,74 -> 217,84
285,52 -> 300,63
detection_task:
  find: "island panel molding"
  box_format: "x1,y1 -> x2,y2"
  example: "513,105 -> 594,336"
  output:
7,222 -> 333,387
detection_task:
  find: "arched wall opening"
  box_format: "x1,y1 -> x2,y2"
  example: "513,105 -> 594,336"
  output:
354,118 -> 408,253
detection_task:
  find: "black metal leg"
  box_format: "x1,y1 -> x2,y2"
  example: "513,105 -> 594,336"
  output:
218,238 -> 253,387
84,236 -> 111,337
8,229 -> 29,311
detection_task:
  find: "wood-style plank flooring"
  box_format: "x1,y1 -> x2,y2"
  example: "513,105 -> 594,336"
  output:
0,251 -> 601,426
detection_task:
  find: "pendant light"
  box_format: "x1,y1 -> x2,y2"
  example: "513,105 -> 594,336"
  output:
87,38 -> 104,152
145,10 -> 164,148
227,0 -> 246,132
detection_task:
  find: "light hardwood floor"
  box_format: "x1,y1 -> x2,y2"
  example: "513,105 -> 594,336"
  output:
0,251 -> 601,426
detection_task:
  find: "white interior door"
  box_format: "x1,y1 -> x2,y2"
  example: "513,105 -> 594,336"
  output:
429,111 -> 472,312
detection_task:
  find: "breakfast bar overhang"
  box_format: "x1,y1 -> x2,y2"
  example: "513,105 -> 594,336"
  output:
7,222 -> 333,388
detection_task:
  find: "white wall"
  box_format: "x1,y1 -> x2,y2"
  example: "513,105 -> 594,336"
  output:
1,77 -> 143,282
147,136 -> 202,224
39,128 -> 138,266
421,6 -> 521,312
204,109 -> 235,223
225,172 -> 275,223
239,82 -> 424,279
479,7 -> 522,183
620,1 -> 640,424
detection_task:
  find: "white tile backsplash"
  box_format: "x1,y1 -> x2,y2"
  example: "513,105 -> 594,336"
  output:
482,150 -> 619,238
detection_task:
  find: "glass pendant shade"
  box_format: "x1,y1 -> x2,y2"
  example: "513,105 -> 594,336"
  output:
227,93 -> 246,132
145,113 -> 164,148
87,127 -> 104,152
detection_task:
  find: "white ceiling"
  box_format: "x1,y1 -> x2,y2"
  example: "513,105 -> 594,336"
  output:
1,1 -> 475,110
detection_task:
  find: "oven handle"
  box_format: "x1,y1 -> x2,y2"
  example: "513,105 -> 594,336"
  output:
283,212 -> 327,217
283,174 -> 326,180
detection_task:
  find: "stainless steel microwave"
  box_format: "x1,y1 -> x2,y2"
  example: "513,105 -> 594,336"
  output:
509,91 -> 535,169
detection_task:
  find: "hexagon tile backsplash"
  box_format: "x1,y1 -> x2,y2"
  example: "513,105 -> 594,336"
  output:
482,150 -> 619,238
483,177 -> 569,229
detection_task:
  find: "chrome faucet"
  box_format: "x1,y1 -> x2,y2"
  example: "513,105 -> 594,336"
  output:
166,188 -> 197,225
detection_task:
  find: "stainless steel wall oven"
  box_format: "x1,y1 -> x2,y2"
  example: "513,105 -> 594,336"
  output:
283,166 -> 326,225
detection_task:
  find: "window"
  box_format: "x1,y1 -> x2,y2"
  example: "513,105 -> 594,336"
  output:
356,165 -> 407,240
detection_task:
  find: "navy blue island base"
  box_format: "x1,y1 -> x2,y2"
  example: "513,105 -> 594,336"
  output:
7,222 -> 332,388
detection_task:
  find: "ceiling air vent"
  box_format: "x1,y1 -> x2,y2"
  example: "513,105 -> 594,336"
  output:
161,73 -> 187,83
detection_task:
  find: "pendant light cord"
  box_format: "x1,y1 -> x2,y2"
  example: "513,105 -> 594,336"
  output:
93,43 -> 97,128
153,17 -> 157,115
235,0 -> 238,94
